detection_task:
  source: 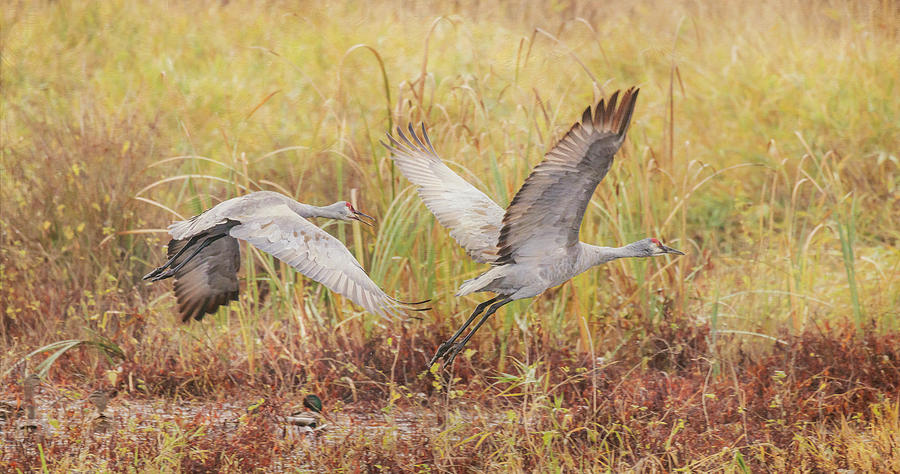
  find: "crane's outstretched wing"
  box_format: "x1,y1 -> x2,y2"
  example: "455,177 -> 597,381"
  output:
168,232 -> 241,322
383,125 -> 505,264
160,191 -> 292,321
495,88 -> 639,265
226,204 -> 408,318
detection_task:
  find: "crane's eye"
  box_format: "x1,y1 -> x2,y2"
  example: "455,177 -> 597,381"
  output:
346,202 -> 353,211
650,238 -> 660,246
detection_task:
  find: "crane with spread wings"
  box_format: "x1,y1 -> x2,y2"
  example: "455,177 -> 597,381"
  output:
144,191 -> 427,322
384,88 -> 684,366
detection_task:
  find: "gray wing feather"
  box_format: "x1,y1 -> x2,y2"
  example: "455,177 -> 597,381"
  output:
164,193 -> 281,321
496,88 -> 639,264
227,204 -> 403,318
383,125 -> 505,264
170,235 -> 241,322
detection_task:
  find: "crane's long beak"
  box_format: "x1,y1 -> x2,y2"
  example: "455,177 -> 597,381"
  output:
662,244 -> 685,255
351,210 -> 376,227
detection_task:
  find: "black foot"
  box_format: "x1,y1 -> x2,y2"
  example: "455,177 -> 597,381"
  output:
427,341 -> 456,368
428,341 -> 470,368
146,268 -> 175,282
142,267 -> 164,280
444,343 -> 467,367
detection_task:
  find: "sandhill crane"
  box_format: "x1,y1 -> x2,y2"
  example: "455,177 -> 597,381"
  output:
144,191 -> 426,321
384,87 -> 684,366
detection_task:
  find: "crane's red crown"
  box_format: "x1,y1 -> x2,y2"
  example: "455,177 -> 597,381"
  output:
650,238 -> 660,245
346,202 -> 354,211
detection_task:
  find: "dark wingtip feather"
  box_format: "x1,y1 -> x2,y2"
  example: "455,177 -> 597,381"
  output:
590,87 -> 640,138
419,123 -> 438,155
594,98 -> 606,127
580,105 -> 592,125
408,124 -> 428,150
605,90 -> 621,127
494,87 -> 642,264
396,125 -> 416,149
615,87 -> 639,138
385,132 -> 407,151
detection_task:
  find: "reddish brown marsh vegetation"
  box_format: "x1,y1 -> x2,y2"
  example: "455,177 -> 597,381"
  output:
2,321 -> 898,471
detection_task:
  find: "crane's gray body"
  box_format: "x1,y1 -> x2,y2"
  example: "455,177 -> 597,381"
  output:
456,242 -> 652,300
168,191 -> 327,241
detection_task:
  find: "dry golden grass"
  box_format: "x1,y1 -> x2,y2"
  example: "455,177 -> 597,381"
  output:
1,0 -> 898,471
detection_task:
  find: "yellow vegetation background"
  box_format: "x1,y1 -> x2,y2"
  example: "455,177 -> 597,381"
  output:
1,0 -> 898,470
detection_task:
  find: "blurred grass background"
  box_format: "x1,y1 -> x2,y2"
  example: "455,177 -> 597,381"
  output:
3,0 -> 897,356
1,0 -> 899,470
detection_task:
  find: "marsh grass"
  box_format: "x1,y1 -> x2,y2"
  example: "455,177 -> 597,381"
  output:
1,0 -> 898,470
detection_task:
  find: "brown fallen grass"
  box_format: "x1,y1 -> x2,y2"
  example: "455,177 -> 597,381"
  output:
1,319 -> 898,471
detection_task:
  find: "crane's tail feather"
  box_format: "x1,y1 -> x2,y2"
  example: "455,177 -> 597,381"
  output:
418,123 -> 438,155
166,217 -> 200,241
455,273 -> 496,297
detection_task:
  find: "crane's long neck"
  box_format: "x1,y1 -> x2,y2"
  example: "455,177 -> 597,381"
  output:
285,199 -> 343,219
580,242 -> 646,269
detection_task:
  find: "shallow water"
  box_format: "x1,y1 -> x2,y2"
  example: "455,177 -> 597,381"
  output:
2,391 -> 447,470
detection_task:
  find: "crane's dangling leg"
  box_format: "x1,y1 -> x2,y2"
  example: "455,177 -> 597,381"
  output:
428,295 -> 502,368
142,233 -> 207,280
444,297 -> 513,366
146,234 -> 228,282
